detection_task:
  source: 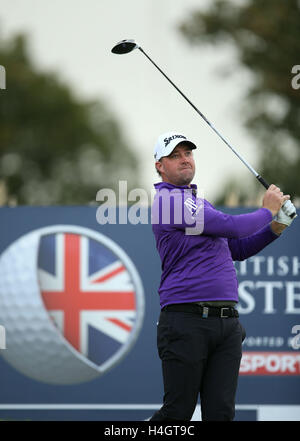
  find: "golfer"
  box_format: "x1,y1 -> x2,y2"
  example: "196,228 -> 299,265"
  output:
150,131 -> 295,421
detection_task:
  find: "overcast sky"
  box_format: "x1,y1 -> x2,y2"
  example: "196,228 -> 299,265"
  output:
0,0 -> 259,202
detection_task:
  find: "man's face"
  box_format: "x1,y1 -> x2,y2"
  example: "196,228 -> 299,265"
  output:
156,143 -> 195,186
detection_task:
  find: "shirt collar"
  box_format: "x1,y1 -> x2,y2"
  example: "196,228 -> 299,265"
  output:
154,182 -> 197,193
154,181 -> 197,196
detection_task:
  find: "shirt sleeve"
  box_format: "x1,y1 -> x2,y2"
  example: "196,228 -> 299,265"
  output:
228,224 -> 279,261
152,189 -> 273,239
201,204 -> 273,239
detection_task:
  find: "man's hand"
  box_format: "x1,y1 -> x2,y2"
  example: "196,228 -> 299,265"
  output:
270,199 -> 297,235
274,202 -> 297,227
282,200 -> 297,219
262,184 -> 290,217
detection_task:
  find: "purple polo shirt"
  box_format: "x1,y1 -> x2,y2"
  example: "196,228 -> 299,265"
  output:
151,182 -> 279,308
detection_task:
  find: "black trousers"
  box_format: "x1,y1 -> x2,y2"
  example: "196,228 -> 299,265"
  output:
150,309 -> 246,421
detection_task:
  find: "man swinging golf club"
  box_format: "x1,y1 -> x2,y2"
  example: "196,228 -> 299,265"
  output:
150,131 -> 296,421
111,41 -> 297,419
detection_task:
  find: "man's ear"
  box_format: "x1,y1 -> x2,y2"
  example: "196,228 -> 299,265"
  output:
155,160 -> 163,175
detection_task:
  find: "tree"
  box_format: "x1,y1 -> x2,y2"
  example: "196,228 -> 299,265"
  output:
179,0 -> 300,204
0,33 -> 139,204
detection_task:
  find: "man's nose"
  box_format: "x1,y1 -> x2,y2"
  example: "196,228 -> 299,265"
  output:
180,154 -> 190,163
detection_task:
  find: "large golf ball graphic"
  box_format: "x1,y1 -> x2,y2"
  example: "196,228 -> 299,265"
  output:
0,226 -> 144,384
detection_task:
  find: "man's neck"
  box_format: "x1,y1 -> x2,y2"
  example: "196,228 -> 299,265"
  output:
162,178 -> 192,187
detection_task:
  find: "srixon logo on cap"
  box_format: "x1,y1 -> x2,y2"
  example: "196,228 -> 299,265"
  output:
164,135 -> 187,147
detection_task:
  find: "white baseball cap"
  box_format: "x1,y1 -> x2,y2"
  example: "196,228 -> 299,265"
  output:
154,131 -> 197,161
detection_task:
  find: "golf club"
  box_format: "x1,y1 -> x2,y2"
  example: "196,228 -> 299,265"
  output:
111,39 -> 296,218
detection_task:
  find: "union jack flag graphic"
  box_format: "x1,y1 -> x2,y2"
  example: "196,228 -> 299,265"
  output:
37,232 -> 140,367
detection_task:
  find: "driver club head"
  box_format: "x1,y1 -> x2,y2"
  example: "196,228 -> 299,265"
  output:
111,39 -> 140,55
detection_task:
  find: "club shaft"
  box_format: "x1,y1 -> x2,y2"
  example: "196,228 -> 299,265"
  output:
138,47 -> 269,189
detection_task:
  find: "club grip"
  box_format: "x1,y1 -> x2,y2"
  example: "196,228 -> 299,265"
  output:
256,175 -> 270,189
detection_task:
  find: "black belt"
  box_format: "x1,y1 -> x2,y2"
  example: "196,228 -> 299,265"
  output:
162,303 -> 239,318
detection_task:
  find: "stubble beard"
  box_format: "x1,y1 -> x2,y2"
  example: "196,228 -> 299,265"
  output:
175,168 -> 195,186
